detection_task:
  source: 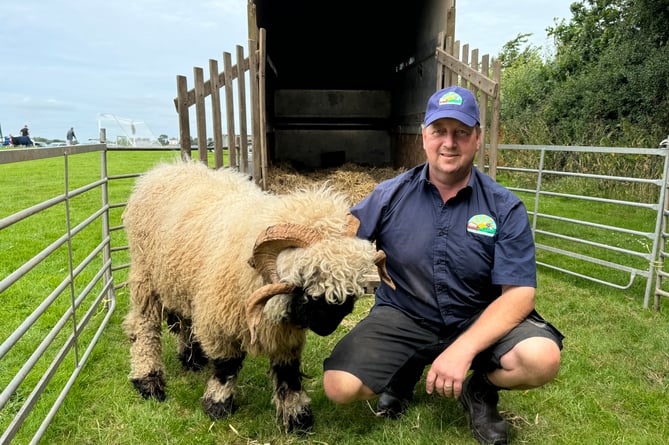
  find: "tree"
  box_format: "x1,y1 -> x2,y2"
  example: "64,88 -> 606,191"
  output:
498,33 -> 534,69
500,0 -> 669,146
498,35 -> 557,144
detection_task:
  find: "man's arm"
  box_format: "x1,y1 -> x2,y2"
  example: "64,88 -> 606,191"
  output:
425,285 -> 535,397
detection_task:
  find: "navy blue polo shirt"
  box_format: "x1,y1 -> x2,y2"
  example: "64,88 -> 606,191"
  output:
351,163 -> 536,333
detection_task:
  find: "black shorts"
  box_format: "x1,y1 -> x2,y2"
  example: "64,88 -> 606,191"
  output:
323,305 -> 564,396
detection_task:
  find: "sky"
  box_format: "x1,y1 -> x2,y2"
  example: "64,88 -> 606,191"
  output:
0,0 -> 574,143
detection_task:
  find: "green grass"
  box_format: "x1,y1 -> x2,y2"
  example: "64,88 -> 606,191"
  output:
33,280 -> 669,445
2,150 -> 669,444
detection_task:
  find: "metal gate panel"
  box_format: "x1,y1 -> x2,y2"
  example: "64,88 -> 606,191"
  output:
497,143 -> 669,309
0,145 -> 116,444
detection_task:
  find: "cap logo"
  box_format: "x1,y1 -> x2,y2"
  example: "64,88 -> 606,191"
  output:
439,92 -> 463,106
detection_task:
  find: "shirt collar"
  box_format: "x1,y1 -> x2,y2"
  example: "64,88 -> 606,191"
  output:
419,162 -> 476,196
419,162 -> 430,184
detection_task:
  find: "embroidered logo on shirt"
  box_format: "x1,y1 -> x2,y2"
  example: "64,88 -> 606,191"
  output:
467,214 -> 497,237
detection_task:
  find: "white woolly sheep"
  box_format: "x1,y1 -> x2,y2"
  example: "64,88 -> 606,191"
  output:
121,160 -> 393,433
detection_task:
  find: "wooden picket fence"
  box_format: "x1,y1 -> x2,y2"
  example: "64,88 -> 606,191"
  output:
173,29 -> 269,189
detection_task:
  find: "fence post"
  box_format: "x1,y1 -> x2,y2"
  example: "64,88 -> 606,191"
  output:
258,28 -> 268,190
652,138 -> 669,309
249,37 -> 262,185
487,59 -> 502,180
100,142 -> 114,310
476,53 -> 487,173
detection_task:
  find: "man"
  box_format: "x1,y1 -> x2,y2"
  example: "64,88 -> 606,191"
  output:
322,86 -> 564,445
20,125 -> 29,137
66,127 -> 77,146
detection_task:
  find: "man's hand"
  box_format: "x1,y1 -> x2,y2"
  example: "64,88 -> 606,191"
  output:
425,342 -> 474,399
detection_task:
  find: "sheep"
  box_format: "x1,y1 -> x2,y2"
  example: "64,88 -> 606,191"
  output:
121,160 -> 393,433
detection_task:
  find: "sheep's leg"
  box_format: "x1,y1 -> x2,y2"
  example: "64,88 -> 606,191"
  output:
166,312 -> 208,370
201,355 -> 245,419
270,358 -> 314,434
123,288 -> 166,401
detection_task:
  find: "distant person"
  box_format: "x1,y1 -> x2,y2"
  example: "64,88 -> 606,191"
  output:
20,125 -> 29,137
66,127 -> 77,146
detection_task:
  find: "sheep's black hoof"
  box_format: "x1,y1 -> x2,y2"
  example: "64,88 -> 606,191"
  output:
288,406 -> 314,435
178,342 -> 209,371
202,395 -> 235,419
131,371 -> 166,401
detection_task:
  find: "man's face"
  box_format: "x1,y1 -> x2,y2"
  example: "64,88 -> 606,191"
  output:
422,118 -> 480,178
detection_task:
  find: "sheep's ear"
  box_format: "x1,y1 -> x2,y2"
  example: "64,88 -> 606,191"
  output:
375,250 -> 396,290
246,282 -> 295,344
344,212 -> 360,237
262,294 -> 292,323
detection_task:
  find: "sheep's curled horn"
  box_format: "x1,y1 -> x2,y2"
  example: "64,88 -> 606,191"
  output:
245,213 -> 395,343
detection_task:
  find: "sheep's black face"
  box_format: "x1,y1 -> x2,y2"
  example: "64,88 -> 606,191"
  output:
289,291 -> 355,336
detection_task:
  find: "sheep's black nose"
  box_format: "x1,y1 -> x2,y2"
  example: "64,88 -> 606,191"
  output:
307,295 -> 355,336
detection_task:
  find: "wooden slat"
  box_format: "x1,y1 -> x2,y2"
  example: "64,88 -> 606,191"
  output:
445,0 -> 457,84
236,45 -> 249,174
258,28 -> 268,190
446,0 -> 456,40
248,37 -> 262,185
480,55 -> 490,173
209,58 -> 224,169
435,47 -> 499,97
193,67 -> 208,164
460,44 -> 469,89
223,52 -> 237,168
451,40 -> 460,86
470,50 -> 486,173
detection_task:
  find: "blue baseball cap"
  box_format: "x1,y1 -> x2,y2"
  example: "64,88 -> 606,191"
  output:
423,86 -> 480,127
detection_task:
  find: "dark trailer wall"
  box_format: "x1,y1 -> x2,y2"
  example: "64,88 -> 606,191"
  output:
250,0 -> 450,169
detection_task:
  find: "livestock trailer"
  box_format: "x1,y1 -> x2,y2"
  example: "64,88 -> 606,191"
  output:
175,0 -> 499,181
248,0 -> 460,170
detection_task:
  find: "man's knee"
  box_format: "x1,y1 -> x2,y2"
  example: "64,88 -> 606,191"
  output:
517,337 -> 562,385
323,370 -> 374,403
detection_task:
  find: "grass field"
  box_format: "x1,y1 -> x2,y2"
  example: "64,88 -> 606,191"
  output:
1,148 -> 669,444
